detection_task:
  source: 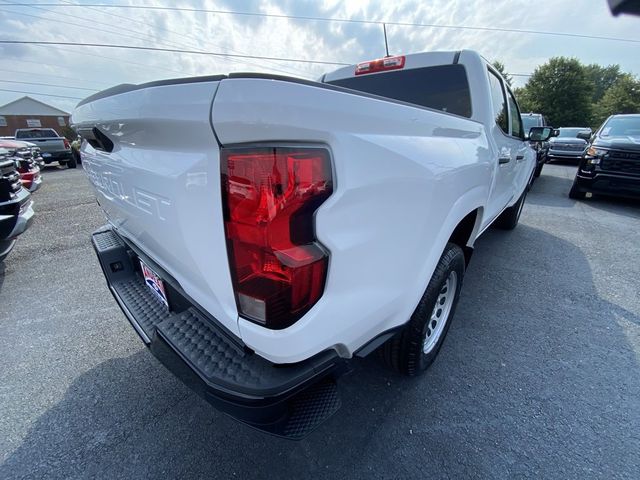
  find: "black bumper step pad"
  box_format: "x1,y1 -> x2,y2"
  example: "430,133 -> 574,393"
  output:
113,278 -> 172,342
91,226 -> 345,439
156,308 -> 335,398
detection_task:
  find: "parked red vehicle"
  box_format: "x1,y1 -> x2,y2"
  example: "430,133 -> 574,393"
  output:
0,141 -> 43,192
16,159 -> 42,192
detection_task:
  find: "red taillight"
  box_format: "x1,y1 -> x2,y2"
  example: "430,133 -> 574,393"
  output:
63,138 -> 70,149
221,146 -> 333,329
355,55 -> 405,75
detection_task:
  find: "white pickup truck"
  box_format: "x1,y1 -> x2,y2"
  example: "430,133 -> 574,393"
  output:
72,50 -> 553,438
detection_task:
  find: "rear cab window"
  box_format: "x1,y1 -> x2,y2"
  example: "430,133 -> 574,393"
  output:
487,69 -> 508,133
325,64 -> 472,118
16,129 -> 58,139
506,89 -> 524,139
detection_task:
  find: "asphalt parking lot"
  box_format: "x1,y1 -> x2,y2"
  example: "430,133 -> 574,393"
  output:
0,163 -> 639,479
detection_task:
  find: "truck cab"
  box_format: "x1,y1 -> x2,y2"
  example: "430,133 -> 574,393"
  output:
323,50 -> 532,230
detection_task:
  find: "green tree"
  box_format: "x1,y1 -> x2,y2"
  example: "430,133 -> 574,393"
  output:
521,57 -> 594,126
492,60 -> 513,87
514,86 -> 534,113
594,74 -> 640,125
585,64 -> 623,103
60,125 -> 77,141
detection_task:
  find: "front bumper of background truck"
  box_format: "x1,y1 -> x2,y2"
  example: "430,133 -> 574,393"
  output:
91,226 -> 348,439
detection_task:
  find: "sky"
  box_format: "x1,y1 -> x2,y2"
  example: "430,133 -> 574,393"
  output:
0,0 -> 639,114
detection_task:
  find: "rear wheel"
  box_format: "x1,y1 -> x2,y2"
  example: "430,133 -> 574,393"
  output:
568,178 -> 586,200
381,243 -> 465,376
494,189 -> 526,230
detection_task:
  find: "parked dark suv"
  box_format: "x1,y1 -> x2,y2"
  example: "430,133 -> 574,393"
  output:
569,114 -> 640,200
547,127 -> 592,163
521,112 -> 551,178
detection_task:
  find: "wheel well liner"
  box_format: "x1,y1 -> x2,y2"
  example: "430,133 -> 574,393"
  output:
448,209 -> 479,265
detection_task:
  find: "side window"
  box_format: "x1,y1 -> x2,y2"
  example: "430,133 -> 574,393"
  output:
487,69 -> 508,134
507,89 -> 523,139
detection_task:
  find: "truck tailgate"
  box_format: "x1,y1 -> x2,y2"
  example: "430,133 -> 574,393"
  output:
28,138 -> 65,153
72,78 -> 240,337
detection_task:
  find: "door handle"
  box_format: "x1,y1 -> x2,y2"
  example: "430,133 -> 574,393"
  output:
498,156 -> 511,164
516,155 -> 525,161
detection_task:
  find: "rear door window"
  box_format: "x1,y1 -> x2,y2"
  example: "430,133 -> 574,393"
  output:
326,64 -> 472,118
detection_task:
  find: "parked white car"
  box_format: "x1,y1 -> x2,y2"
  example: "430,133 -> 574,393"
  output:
72,49 -> 552,438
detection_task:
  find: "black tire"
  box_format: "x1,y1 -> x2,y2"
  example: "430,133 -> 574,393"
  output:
68,155 -> 77,169
381,243 -> 465,376
494,189 -> 526,230
568,178 -> 586,200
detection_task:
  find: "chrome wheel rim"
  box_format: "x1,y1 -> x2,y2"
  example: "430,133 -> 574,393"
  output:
423,271 -> 458,354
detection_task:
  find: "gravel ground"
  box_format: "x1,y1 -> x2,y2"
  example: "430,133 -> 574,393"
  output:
0,163 -> 638,479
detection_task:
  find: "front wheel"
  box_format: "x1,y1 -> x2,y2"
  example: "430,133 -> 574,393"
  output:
381,243 -> 465,376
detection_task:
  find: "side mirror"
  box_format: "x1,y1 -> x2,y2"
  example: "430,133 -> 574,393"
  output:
528,126 -> 554,142
576,131 -> 591,141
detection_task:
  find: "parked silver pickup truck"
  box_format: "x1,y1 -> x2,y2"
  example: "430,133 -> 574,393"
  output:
14,128 -> 76,168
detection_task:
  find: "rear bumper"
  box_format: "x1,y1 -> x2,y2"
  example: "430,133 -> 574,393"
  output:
92,226 -> 346,438
574,171 -> 640,199
42,151 -> 72,162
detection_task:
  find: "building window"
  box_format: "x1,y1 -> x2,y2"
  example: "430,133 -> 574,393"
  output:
0,116 -> 6,127
26,119 -> 42,127
58,116 -> 66,126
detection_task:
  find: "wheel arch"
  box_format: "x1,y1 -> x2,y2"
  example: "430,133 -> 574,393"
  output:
447,207 -> 483,265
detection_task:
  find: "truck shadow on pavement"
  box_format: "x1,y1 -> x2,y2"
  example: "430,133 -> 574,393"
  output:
2,226 -> 639,479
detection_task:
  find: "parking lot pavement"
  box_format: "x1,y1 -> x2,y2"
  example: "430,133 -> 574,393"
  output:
0,163 -> 638,479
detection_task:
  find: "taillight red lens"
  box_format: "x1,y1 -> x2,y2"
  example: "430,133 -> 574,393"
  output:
221,147 -> 333,329
63,138 -> 70,149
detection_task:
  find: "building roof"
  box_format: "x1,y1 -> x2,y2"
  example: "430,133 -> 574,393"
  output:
0,96 -> 70,116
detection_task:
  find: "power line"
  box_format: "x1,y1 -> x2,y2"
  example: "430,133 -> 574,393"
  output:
0,40 -> 350,66
0,88 -> 82,99
1,67 -> 110,86
0,79 -> 98,91
0,0 -> 312,78
56,0 -> 311,77
4,2 -> 640,45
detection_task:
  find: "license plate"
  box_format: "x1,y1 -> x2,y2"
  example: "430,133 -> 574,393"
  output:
42,153 -> 51,157
140,260 -> 169,308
